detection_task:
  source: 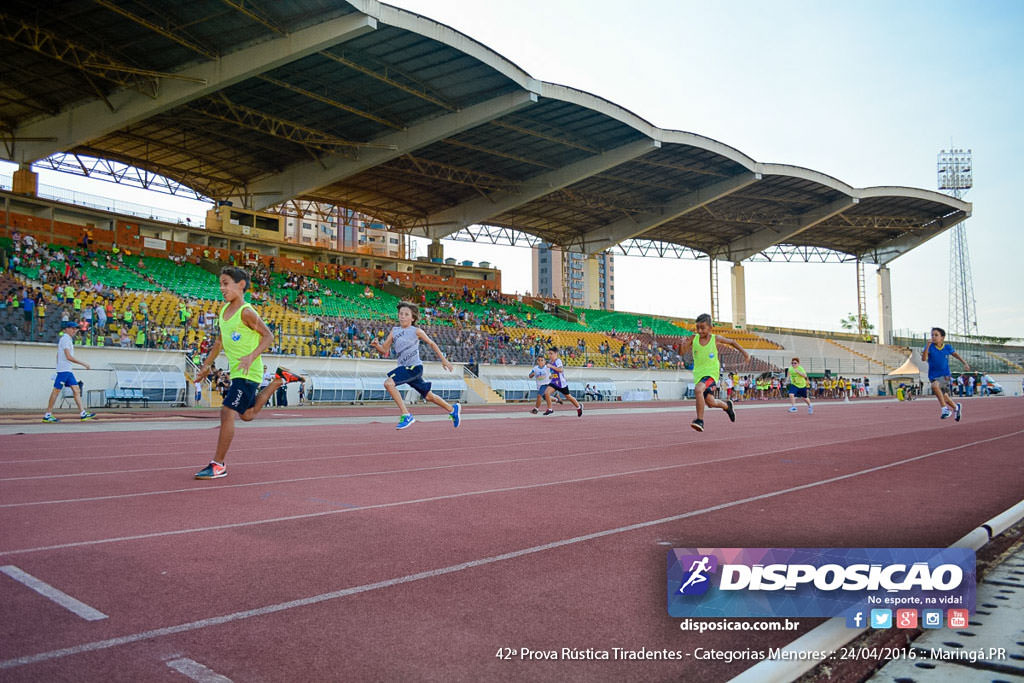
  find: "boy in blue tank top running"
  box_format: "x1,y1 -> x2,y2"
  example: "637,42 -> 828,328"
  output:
678,313 -> 750,432
372,301 -> 461,430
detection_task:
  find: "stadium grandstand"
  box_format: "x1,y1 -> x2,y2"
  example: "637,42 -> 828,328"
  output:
3,199 -> 1021,382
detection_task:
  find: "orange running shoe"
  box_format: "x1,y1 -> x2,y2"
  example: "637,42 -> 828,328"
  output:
275,366 -> 305,384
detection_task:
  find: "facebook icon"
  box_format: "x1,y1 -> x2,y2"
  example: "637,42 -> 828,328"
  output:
846,611 -> 865,629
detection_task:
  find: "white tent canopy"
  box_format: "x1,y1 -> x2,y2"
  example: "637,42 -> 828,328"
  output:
886,355 -> 925,378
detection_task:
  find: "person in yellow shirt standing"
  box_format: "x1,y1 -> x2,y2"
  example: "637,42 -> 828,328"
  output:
193,267 -> 304,479
786,357 -> 813,414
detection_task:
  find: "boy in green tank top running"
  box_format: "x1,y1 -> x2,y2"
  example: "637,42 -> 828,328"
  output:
786,357 -> 813,414
679,313 -> 750,433
193,267 -> 304,479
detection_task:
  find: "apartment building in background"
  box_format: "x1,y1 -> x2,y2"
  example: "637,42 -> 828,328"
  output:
282,203 -> 404,257
531,243 -> 614,310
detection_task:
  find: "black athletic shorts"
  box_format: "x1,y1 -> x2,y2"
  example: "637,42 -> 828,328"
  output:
697,376 -> 717,400
223,378 -> 259,415
548,384 -> 572,397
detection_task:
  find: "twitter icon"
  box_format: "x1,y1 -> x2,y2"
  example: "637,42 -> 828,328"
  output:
870,609 -> 892,628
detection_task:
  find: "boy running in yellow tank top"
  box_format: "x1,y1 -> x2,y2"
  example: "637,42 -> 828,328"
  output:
193,267 -> 304,479
679,313 -> 751,432
786,357 -> 813,414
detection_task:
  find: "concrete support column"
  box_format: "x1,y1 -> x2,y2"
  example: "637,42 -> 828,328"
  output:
427,238 -> 444,261
877,265 -> 893,345
731,262 -> 747,328
12,163 -> 37,197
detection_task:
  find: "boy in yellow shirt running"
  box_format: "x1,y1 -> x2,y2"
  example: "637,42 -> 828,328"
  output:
193,267 -> 303,479
679,313 -> 750,432
786,357 -> 813,414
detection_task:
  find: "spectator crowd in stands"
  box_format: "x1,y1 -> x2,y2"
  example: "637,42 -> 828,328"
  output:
1,230 -> 763,373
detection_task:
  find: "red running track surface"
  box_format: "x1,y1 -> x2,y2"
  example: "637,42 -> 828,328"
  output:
0,398 -> 1022,682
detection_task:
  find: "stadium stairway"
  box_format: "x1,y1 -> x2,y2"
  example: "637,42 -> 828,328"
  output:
825,339 -> 893,373
986,350 -> 1024,372
464,375 -> 505,404
379,282 -> 415,301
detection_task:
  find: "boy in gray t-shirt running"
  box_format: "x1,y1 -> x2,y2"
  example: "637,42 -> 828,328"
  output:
372,302 -> 461,430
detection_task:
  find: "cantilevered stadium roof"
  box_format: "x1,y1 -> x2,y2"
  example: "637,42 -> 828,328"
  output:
0,0 -> 970,264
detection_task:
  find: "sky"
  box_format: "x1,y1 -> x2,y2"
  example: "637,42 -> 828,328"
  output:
5,0 -> 1023,337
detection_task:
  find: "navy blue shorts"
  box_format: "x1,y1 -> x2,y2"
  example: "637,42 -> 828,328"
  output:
536,383 -> 551,397
697,376 -> 717,399
223,378 -> 259,415
548,383 -> 572,397
53,371 -> 78,389
388,365 -> 432,399
788,385 -> 808,398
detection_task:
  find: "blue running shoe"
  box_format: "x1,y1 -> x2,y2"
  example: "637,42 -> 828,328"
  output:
954,403 -> 962,422
788,406 -> 798,413
396,414 -> 416,430
80,412 -> 96,421
450,403 -> 461,428
41,415 -> 59,423
194,461 -> 227,479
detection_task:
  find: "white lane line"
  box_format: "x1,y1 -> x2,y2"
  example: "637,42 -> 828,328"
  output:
165,656 -> 233,682
1,429 -> 1018,559
0,430 -> 473,464
1,428 -> 1017,671
0,397 -> 909,437
0,565 -> 107,621
0,407 -> 952,482
0,436 -> 698,507
0,430 -> 628,481
0,424 -> 914,508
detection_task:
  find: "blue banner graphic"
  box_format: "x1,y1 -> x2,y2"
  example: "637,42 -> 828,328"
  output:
667,548 -> 975,621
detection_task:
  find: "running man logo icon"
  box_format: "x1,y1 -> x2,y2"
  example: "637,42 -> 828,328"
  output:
677,555 -> 718,596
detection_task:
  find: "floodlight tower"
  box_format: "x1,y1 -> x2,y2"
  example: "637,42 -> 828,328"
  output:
937,148 -> 976,336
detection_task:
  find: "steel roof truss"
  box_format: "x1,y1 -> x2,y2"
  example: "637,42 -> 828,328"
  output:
423,138 -> 661,239
92,0 -> 219,61
319,50 -> 458,112
247,90 -> 538,209
724,196 -> 858,262
864,211 -> 969,265
12,11 -> 378,162
0,12 -> 160,99
582,171 -> 759,254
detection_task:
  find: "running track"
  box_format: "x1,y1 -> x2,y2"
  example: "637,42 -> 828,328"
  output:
1,398 -> 1021,682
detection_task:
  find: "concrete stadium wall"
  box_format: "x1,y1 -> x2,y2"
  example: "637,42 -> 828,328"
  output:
3,341 -> 1017,410
0,342 -> 189,410
0,342 -> 699,409
478,364 -> 694,401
